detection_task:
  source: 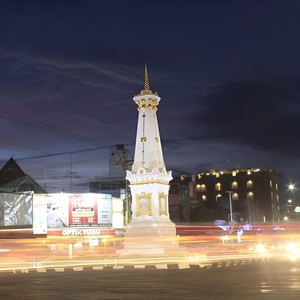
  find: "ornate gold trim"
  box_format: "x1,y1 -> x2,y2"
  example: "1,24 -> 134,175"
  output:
135,98 -> 159,111
136,192 -> 152,216
159,192 -> 167,216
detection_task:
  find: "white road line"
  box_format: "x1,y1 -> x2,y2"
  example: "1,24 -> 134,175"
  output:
134,265 -> 146,269
178,264 -> 190,269
37,268 -> 47,272
21,269 -> 29,273
113,266 -> 124,269
55,268 -> 65,272
155,264 -> 168,269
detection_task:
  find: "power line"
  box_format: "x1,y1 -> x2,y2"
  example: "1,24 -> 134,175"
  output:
0,108 -> 110,147
0,143 -> 135,164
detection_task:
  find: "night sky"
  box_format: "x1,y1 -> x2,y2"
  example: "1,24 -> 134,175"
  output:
0,0 -> 299,201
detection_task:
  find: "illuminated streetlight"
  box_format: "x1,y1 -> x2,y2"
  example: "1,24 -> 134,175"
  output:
288,184 -> 295,191
225,191 -> 234,222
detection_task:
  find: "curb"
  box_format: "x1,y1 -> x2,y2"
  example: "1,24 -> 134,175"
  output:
5,258 -> 268,274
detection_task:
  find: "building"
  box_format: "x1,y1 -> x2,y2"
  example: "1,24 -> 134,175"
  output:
0,157 -> 47,194
169,175 -> 193,223
192,168 -> 280,224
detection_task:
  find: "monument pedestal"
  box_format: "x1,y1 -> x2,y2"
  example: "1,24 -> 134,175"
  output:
119,218 -> 185,256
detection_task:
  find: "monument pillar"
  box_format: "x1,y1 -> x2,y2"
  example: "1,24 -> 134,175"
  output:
122,65 -> 179,255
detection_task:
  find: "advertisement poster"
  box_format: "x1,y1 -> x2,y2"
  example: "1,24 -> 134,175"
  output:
98,194 -> 112,226
43,193 -> 112,229
69,194 -> 98,227
33,194 -> 47,234
1,192 -> 33,226
47,193 -> 69,228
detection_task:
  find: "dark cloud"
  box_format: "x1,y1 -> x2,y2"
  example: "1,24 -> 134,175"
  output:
0,0 -> 300,195
184,79 -> 300,156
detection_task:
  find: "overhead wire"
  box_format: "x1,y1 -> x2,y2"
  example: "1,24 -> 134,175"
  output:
0,108 -> 110,147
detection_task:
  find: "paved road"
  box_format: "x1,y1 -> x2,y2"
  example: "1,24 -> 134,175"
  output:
0,258 -> 299,300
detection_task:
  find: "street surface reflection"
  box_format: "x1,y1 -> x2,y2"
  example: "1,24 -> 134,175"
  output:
1,223 -> 299,272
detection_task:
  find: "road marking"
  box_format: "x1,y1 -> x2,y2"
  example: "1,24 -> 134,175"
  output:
155,264 -> 168,269
199,263 -> 212,268
178,264 -> 190,269
55,268 -> 65,272
37,268 -> 47,272
73,267 -> 83,271
93,266 -> 104,270
134,265 -> 146,269
21,269 -> 29,273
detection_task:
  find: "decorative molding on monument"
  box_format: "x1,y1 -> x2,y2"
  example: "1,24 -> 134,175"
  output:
159,192 -> 168,216
126,167 -> 172,185
135,192 -> 152,216
134,97 -> 159,111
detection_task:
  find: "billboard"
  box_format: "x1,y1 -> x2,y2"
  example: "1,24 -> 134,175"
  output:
0,192 -> 115,232
45,193 -> 112,228
0,192 -> 33,227
32,194 -> 47,234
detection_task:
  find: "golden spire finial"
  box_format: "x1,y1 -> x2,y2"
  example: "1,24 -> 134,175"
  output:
144,63 -> 150,90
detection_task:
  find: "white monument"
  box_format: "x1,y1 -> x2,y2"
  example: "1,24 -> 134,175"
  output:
122,65 -> 179,255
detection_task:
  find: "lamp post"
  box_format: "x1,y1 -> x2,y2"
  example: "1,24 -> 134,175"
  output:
286,183 -> 297,221
226,191 -> 234,223
288,184 -> 296,201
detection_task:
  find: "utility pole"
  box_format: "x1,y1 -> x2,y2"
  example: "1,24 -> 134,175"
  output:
110,144 -> 133,225
226,191 -> 234,223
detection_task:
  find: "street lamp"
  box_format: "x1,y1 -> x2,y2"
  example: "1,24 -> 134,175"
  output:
226,191 -> 234,223
287,183 -> 296,204
288,184 -> 295,191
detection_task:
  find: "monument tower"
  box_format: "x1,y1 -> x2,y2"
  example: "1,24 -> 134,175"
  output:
124,65 -> 178,254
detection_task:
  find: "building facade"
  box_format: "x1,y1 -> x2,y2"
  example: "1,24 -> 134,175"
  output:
191,168 -> 280,224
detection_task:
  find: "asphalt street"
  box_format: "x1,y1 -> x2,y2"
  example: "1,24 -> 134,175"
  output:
0,258 -> 299,300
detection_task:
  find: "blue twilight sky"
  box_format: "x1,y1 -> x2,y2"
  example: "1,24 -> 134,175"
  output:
0,0 -> 299,199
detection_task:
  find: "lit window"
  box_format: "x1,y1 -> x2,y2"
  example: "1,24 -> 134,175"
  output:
232,193 -> 239,201
181,175 -> 185,181
231,181 -> 238,190
247,169 -> 251,175
216,193 -> 222,201
270,180 -> 272,188
247,191 -> 254,200
215,183 -> 222,191
197,174 -> 201,179
232,170 -> 236,176
216,173 -> 220,178
196,184 -> 206,192
202,195 -> 207,201
247,180 -> 253,189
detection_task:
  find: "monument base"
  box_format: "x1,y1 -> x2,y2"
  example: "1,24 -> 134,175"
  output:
118,219 -> 186,256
